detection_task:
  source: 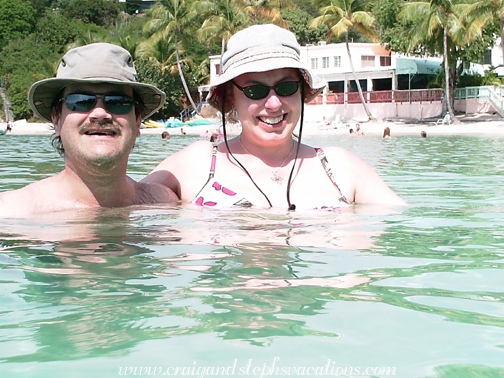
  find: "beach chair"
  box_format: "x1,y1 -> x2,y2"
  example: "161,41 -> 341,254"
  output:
430,114 -> 451,126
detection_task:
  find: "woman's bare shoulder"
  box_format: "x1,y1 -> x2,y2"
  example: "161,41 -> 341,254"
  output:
311,145 -> 407,205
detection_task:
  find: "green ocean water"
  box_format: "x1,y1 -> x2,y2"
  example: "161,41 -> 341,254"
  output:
1,132 -> 504,378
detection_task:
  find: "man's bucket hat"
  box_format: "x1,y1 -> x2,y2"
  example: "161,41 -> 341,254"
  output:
207,24 -> 325,113
28,43 -> 166,122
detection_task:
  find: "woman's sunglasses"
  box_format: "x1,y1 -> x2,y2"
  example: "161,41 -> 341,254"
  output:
60,93 -> 137,114
232,81 -> 301,100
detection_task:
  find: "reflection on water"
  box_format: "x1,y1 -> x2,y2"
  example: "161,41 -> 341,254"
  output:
1,134 -> 504,377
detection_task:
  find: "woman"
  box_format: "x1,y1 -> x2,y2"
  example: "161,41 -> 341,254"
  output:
143,24 -> 406,210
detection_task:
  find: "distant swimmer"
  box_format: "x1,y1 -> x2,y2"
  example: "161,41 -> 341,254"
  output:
383,127 -> 391,138
355,123 -> 366,136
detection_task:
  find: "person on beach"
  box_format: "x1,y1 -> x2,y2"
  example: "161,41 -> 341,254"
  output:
0,43 -> 178,217
383,127 -> 391,138
142,24 -> 406,210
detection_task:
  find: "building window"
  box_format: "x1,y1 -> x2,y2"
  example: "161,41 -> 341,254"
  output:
361,55 -> 375,68
334,56 -> 341,67
483,50 -> 492,65
380,56 -> 391,67
311,58 -> 318,69
215,64 -> 222,75
322,57 -> 330,68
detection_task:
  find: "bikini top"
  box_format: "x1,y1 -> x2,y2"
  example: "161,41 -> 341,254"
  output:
192,146 -> 351,209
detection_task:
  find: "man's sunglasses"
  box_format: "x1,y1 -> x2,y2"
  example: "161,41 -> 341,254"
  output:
232,81 -> 301,100
60,93 -> 137,114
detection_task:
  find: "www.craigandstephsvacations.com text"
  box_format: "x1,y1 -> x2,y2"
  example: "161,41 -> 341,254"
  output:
117,358 -> 396,377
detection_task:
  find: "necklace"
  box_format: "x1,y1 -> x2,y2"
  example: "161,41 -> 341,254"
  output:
238,136 -> 296,185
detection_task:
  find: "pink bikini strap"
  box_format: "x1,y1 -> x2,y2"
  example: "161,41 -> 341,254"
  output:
209,145 -> 218,178
315,147 -> 350,204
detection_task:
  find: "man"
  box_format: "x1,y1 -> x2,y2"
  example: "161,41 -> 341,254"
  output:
355,123 -> 366,136
0,43 -> 178,217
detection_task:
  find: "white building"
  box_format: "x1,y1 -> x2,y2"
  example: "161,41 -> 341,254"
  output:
301,42 -> 396,93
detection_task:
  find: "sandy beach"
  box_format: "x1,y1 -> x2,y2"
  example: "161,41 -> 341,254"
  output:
2,113 -> 504,138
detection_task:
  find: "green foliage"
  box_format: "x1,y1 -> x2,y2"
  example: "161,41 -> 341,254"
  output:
482,68 -> 503,86
458,73 -> 485,88
282,7 -> 328,45
35,10 -> 87,54
5,72 -> 37,120
0,35 -> 62,120
372,0 -> 410,52
124,0 -> 144,14
0,35 -> 61,77
135,58 -> 188,120
60,0 -> 122,27
0,0 -> 37,50
29,0 -> 57,12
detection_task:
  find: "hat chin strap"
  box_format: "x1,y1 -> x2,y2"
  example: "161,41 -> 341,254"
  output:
221,90 -> 273,208
221,85 -> 305,211
286,84 -> 304,212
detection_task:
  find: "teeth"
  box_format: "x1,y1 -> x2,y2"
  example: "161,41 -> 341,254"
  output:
86,130 -> 115,136
259,115 -> 283,125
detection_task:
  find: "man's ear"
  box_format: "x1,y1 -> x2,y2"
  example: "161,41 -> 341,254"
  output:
51,112 -> 61,135
135,113 -> 142,137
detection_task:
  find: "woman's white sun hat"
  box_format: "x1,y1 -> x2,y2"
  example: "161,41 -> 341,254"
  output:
207,24 -> 325,113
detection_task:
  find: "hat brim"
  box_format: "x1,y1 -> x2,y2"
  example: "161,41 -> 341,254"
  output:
28,77 -> 166,122
206,59 -> 325,113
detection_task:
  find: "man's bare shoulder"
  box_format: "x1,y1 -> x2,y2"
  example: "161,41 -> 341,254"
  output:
0,185 -> 41,217
0,176 -> 66,217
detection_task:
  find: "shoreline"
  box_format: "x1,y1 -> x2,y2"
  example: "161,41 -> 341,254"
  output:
2,115 -> 504,137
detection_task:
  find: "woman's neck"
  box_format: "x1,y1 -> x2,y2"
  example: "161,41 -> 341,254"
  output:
237,135 -> 296,166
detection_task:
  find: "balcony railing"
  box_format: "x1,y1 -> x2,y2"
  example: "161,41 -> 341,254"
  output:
455,86 -> 504,117
309,89 -> 444,105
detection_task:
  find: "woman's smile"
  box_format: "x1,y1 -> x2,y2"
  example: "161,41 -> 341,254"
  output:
258,114 -> 286,125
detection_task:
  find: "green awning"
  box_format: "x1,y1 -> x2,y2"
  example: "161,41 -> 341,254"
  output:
396,58 -> 442,75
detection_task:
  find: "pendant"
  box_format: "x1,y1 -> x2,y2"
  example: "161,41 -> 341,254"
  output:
271,173 -> 283,185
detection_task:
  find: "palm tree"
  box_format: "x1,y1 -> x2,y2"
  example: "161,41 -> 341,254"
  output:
399,0 -> 469,124
462,0 -> 504,67
66,30 -> 108,50
117,36 -> 140,61
137,35 -> 178,70
33,58 -> 60,80
143,0 -> 201,117
310,0 -> 377,121
195,0 -> 250,72
235,0 -> 295,27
